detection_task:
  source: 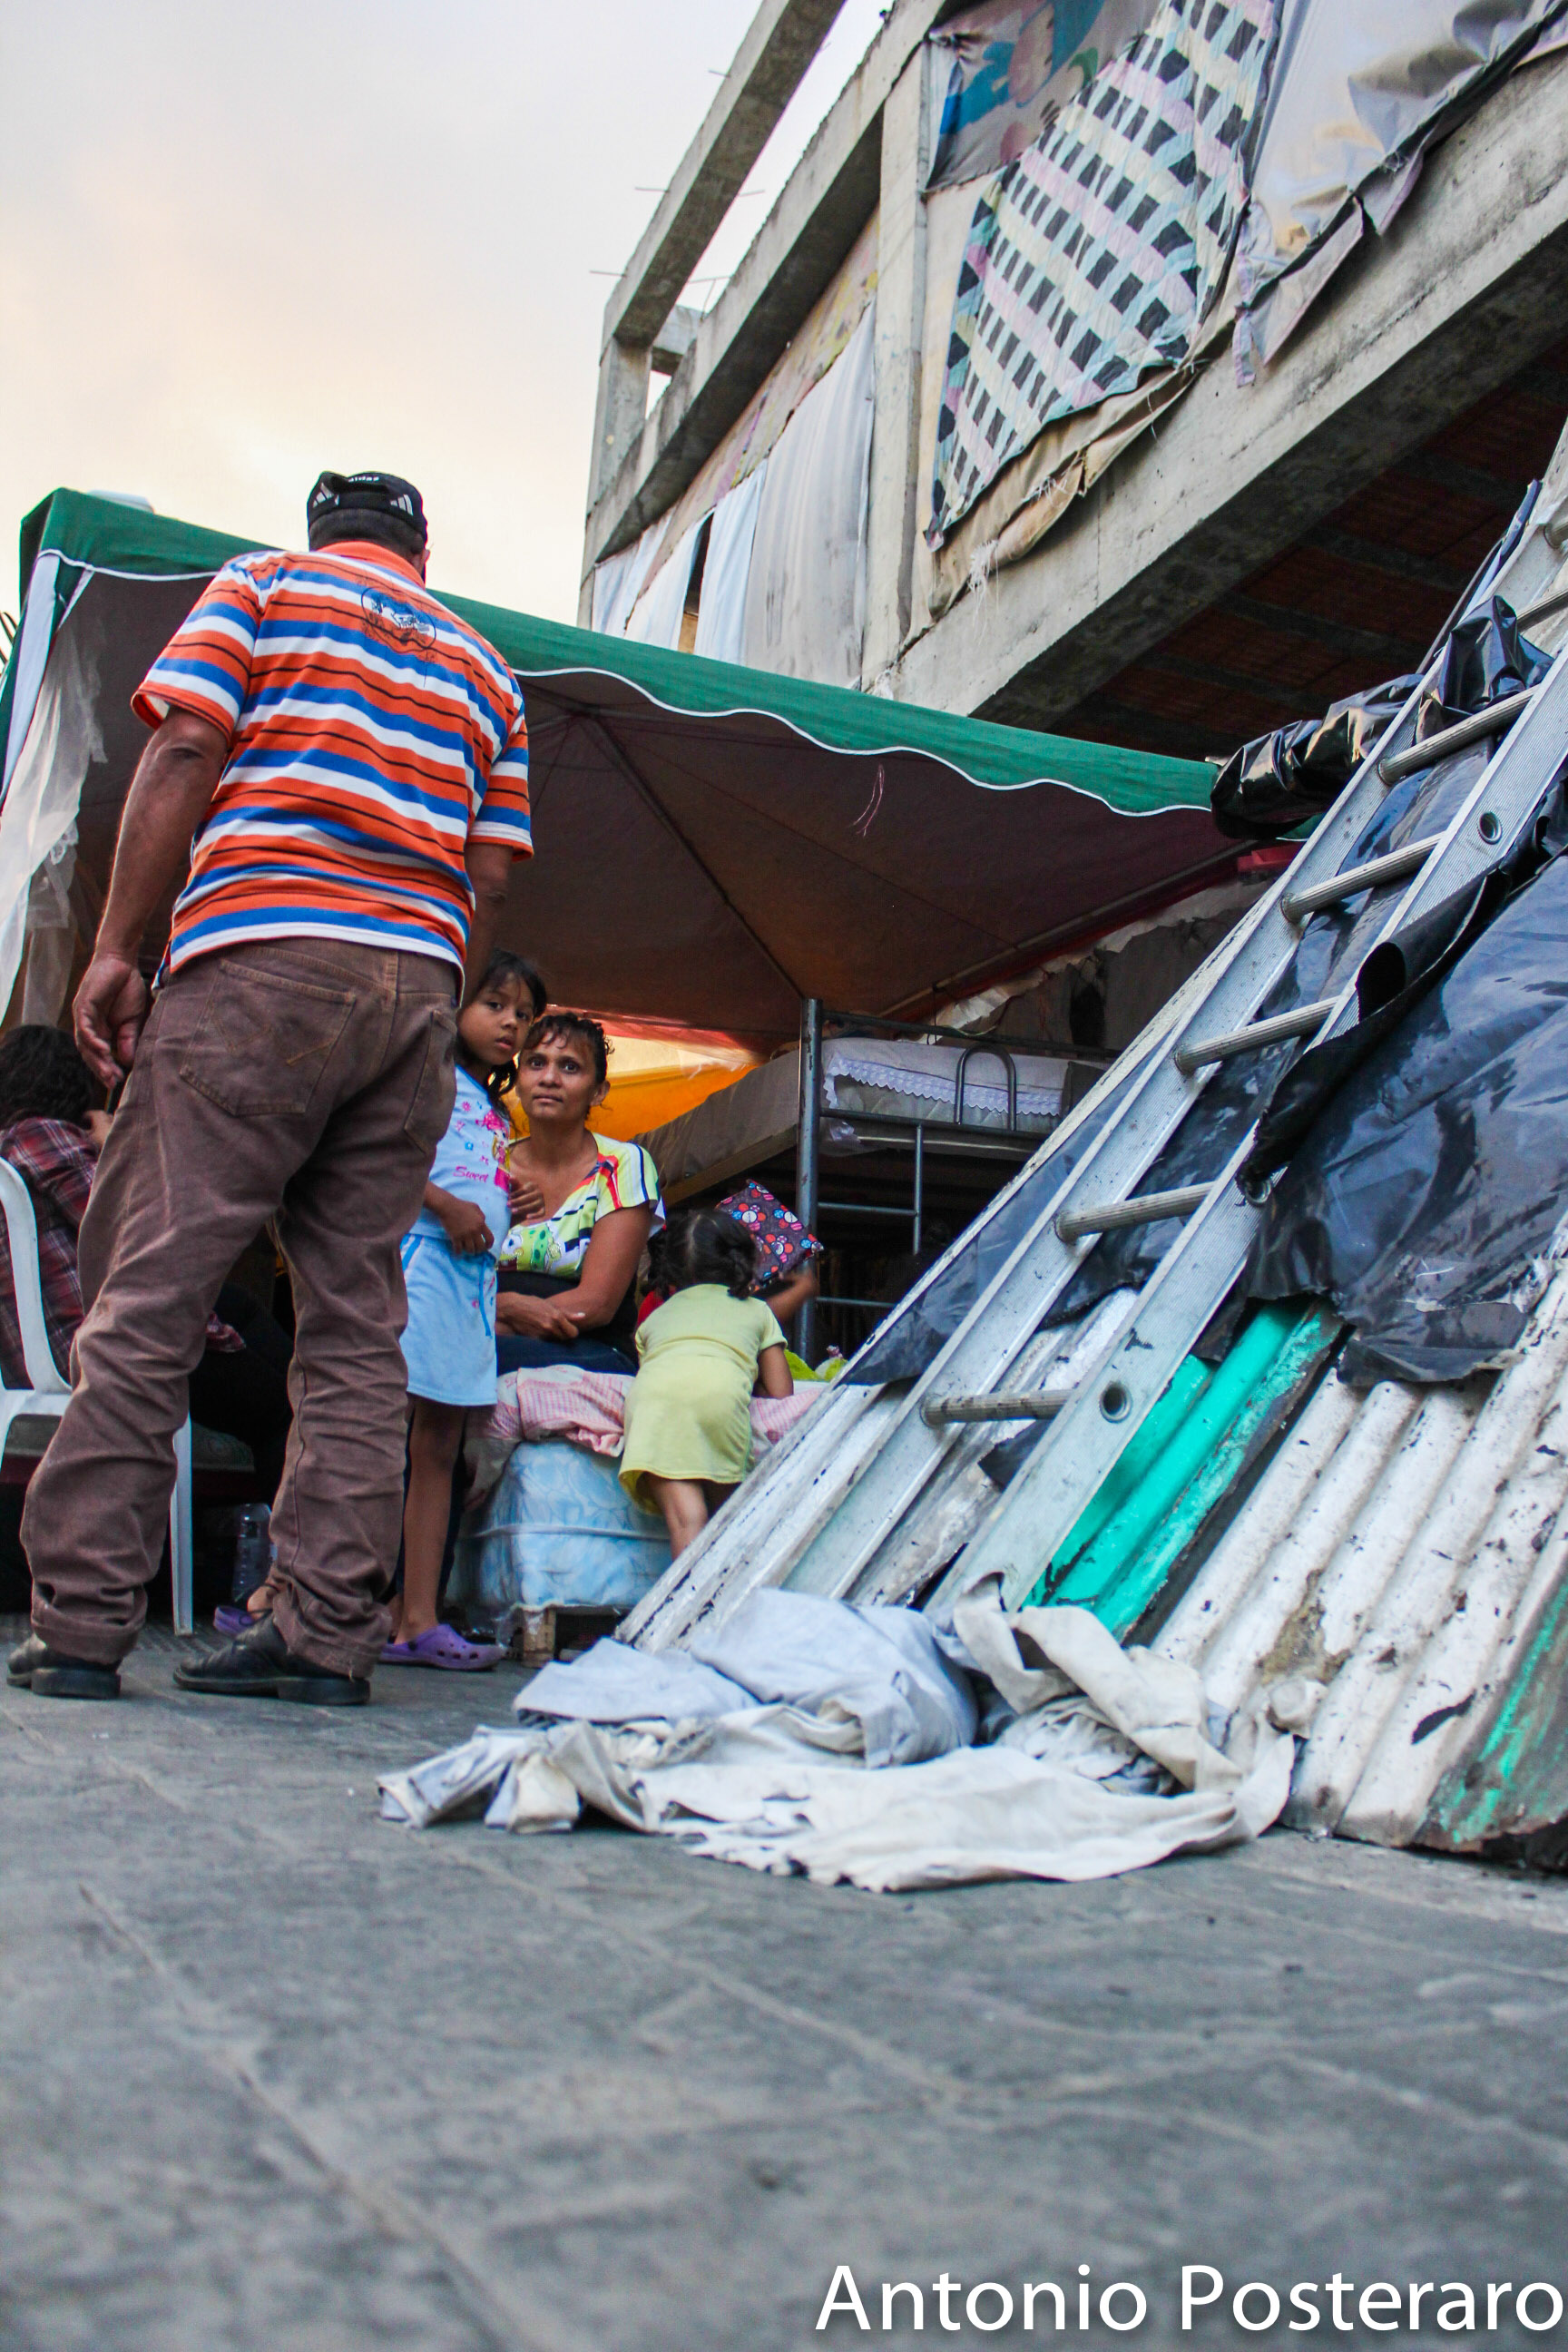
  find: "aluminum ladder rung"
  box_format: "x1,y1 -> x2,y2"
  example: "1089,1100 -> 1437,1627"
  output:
921,1387 -> 1073,1427
1377,687 -> 1534,787
1174,997 -> 1336,1074
1057,1182 -> 1210,1244
1283,834 -> 1441,924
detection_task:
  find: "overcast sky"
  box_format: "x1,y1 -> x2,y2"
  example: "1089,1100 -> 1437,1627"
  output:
0,0 -> 887,622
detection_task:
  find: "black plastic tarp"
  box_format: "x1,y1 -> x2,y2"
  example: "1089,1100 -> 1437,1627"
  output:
1249,844 -> 1568,1384
1051,724 -> 1506,1320
1210,674 -> 1416,841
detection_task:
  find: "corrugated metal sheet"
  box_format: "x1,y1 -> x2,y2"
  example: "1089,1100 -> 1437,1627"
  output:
1154,1269 -> 1568,1857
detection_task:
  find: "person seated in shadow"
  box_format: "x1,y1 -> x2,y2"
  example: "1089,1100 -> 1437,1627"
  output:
496,1013 -> 662,1375
0,1026 -> 293,1601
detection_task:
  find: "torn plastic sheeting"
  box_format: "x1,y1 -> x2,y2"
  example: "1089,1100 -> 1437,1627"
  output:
1416,595 -> 1552,739
740,304 -> 876,689
1210,672 -> 1416,841
1233,0 -> 1568,380
1248,846 -> 1568,1384
926,0 -> 1163,191
691,463 -> 768,668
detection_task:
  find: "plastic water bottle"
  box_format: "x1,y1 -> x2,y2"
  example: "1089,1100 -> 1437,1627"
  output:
231,1504 -> 273,1604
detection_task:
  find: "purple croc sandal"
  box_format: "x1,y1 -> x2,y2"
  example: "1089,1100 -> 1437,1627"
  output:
213,1602 -> 271,1637
380,1623 -> 505,1671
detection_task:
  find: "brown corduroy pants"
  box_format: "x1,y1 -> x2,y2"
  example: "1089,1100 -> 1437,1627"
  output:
24,937 -> 457,1677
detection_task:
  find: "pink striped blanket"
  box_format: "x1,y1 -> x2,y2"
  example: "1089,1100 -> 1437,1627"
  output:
466,1369 -> 823,1499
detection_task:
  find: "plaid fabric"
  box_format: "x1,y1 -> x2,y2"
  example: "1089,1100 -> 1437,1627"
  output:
929,0 -> 1275,545
0,1117 -> 243,1390
0,1119 -> 95,1387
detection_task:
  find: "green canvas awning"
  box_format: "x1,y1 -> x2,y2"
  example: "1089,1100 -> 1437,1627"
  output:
2,488 -> 1235,1033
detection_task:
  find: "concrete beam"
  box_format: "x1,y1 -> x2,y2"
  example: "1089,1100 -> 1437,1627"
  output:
651,306 -> 703,377
603,0 -> 847,355
583,0 -> 952,581
888,53 -> 1568,730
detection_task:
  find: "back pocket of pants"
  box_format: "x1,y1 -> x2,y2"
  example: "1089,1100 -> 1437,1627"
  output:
403,1002 -> 458,1157
179,964 -> 355,1118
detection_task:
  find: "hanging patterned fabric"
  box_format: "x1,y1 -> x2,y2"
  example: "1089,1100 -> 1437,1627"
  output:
928,0 -> 1277,547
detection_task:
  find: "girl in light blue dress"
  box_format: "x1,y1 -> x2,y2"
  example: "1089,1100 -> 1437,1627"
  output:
384,952 -> 544,1671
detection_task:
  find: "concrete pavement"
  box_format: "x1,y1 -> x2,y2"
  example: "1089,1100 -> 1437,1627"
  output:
4,1614 -> 1566,2350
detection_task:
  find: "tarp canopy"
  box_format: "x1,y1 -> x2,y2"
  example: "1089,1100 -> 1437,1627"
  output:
1,490 -> 1235,1035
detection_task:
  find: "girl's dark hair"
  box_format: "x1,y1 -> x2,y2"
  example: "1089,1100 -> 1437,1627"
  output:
648,1209 -> 757,1301
0,1025 -> 96,1127
466,955 -> 549,1107
477,951 -> 547,1020
520,1011 -> 611,1089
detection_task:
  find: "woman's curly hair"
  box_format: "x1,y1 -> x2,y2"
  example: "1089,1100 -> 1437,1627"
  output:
0,1025 -> 96,1128
519,1011 -> 611,1087
646,1208 -> 757,1301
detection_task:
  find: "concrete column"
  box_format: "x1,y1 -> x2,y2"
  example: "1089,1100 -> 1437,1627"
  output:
588,338 -> 652,514
582,338 -> 653,620
860,44 -> 931,689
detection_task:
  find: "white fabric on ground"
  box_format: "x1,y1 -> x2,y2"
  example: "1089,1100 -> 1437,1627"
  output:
693,465 -> 768,666
381,1583 -> 1293,1887
688,1588 -> 978,1766
522,1642 -> 752,1724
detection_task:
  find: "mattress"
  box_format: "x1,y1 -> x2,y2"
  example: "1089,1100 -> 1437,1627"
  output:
642,1037 -> 1077,1197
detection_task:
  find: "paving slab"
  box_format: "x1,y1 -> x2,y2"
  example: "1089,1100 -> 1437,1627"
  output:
3,1614 -> 1566,2350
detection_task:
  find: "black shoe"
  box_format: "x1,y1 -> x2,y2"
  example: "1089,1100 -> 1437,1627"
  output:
6,1632 -> 121,1701
172,1616 -> 368,1706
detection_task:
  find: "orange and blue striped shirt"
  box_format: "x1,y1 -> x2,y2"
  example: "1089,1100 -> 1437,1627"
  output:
133,540 -> 532,976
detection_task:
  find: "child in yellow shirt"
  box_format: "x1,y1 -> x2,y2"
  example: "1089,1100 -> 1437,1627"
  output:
621,1209 -> 792,1556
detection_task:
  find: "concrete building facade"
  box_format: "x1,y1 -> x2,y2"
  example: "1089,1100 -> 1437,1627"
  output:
581,1 -> 1568,768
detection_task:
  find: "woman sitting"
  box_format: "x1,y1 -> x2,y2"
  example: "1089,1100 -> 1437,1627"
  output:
0,1026 -> 293,1518
497,1013 -> 663,1375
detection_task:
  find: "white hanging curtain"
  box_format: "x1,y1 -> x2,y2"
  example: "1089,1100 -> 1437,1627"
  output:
590,523 -> 660,637
623,517 -> 705,650
692,463 -> 769,667
740,302 -> 877,689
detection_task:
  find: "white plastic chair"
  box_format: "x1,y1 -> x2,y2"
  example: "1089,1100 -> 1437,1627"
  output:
0,1157 -> 194,1633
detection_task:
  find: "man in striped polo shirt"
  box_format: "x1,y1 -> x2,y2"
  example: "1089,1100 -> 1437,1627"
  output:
8,471 -> 533,1706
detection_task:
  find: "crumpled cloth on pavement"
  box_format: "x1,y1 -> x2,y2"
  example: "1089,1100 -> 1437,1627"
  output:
466,1370 -> 822,1498
378,1583 -> 1293,1892
520,1587 -> 976,1767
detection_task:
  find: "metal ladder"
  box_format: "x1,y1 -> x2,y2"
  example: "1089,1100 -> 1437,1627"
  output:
781,573 -> 1568,1610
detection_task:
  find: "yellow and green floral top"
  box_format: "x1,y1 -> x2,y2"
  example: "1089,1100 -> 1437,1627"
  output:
497,1132 -> 664,1284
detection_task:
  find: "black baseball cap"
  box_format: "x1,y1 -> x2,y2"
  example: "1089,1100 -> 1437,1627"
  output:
306,470 -> 427,553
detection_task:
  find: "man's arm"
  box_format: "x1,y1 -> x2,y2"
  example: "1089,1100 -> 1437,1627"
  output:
74,710 -> 228,1085
462,842 -> 514,1005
